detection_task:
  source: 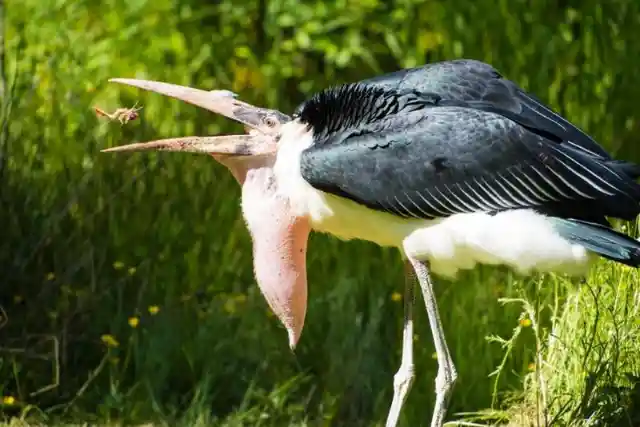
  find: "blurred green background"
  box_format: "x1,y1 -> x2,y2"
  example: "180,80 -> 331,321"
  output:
1,0 -> 639,426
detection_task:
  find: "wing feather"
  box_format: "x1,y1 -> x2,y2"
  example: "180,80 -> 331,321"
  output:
424,187 -> 458,215
443,184 -> 478,212
498,173 -> 539,205
415,190 -> 449,217
299,104 -> 640,221
360,59 -> 611,159
478,176 -> 515,208
404,192 -> 432,218
459,181 -> 499,210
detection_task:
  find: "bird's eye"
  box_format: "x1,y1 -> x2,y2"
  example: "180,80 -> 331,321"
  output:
264,117 -> 277,128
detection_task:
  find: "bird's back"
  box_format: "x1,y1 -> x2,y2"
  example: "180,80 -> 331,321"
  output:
360,59 -> 614,161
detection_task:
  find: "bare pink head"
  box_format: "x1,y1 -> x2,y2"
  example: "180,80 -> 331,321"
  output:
102,79 -> 310,349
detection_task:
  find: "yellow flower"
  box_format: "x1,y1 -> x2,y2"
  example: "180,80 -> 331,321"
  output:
2,396 -> 15,405
128,317 -> 139,328
528,362 -> 536,371
127,267 -> 136,275
113,261 -> 125,270
100,334 -> 119,348
148,305 -> 160,315
46,272 -> 55,281
391,292 -> 402,302
519,318 -> 532,327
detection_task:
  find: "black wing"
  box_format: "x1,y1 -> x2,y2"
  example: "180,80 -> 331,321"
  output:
358,59 -> 612,160
298,89 -> 640,223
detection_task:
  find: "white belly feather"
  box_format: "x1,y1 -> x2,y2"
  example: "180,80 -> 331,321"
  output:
273,122 -> 591,278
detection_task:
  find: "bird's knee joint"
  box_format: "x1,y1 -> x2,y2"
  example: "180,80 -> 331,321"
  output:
450,367 -> 458,384
435,365 -> 457,393
393,364 -> 415,388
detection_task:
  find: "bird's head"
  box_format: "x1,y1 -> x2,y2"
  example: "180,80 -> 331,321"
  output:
102,79 -> 310,349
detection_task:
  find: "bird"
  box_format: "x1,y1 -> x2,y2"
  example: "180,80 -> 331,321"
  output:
101,59 -> 640,427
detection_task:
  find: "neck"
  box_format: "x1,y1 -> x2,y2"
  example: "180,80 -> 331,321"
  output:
239,161 -> 311,349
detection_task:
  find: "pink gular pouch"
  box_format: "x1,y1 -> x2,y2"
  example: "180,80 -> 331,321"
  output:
102,80 -> 310,349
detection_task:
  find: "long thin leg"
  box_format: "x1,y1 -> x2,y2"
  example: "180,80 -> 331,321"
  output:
408,257 -> 457,427
385,261 -> 417,427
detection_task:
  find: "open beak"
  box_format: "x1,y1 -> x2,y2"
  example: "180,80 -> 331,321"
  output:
103,79 -> 310,350
101,78 -> 290,157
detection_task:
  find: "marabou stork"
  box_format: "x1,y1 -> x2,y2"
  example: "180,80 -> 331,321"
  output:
102,59 -> 640,427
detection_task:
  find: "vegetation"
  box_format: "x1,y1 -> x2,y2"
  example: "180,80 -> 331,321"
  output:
1,0 -> 639,425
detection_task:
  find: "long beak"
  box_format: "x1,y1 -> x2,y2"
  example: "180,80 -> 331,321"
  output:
102,79 -> 290,157
108,78 -> 290,134
101,135 -> 272,156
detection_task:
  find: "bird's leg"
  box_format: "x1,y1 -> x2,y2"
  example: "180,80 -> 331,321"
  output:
408,257 -> 457,427
385,261 -> 416,427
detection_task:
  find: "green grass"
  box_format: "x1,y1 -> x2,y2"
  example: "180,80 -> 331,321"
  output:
2,1 -> 640,425
2,245 -> 639,426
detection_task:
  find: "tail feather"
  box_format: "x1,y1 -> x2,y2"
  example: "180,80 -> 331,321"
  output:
608,159 -> 640,180
550,217 -> 640,267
